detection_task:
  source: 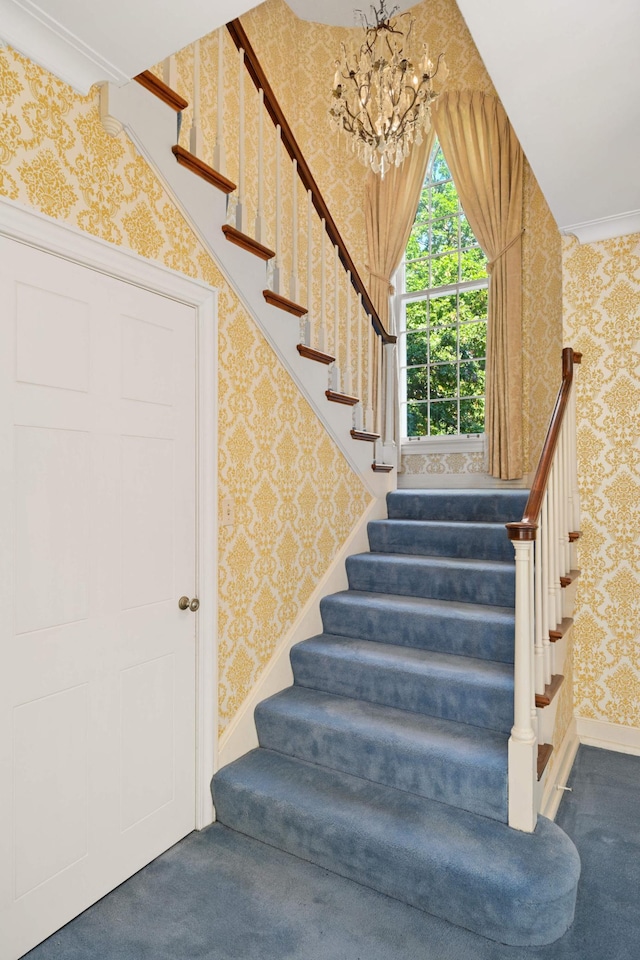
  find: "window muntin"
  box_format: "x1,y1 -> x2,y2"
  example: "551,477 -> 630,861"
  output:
399,140 -> 488,438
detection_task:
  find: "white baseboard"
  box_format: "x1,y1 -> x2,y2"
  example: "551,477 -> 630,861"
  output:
398,473 -> 532,489
217,495 -> 388,771
540,718 -> 579,821
576,716 -> 640,756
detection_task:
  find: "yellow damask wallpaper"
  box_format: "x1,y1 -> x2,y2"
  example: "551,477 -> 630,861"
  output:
563,234 -> 640,729
0,45 -> 371,734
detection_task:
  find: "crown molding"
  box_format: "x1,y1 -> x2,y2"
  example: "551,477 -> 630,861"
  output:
0,0 -> 130,92
562,209 -> 640,245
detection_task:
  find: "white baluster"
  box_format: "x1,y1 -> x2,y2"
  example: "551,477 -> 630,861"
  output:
541,493 -> 552,684
563,419 -> 572,573
553,457 -> 563,625
529,536 -> 538,743
547,461 -> 557,631
163,55 -> 177,90
354,294 -> 364,430
273,124 -> 283,295
534,528 -> 545,696
190,39 -> 203,157
384,341 -> 397,449
254,89 -> 265,242
331,245 -> 341,392
214,28 -> 226,174
508,537 -> 537,833
290,160 -> 300,304
344,272 -> 352,396
235,48 -> 247,234
374,334 -> 383,458
366,321 -> 374,433
319,219 -> 326,353
376,333 -> 383,437
303,189 -> 313,346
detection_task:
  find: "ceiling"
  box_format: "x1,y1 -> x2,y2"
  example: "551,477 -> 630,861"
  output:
453,0 -> 640,242
1,0 -> 638,242
0,0 -> 260,90
284,1 -> 416,27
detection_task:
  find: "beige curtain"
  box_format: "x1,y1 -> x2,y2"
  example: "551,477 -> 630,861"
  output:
364,126 -> 436,333
433,91 -> 524,480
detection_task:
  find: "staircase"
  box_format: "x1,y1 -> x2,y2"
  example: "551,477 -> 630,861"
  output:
212,489 -> 581,947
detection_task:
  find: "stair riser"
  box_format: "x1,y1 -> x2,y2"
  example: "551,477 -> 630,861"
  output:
255,698 -> 508,821
368,520 -> 514,562
346,556 -> 515,608
320,594 -> 514,663
387,490 -> 529,523
290,647 -> 514,734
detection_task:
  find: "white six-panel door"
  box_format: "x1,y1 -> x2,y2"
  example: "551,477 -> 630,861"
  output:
0,236 -> 199,959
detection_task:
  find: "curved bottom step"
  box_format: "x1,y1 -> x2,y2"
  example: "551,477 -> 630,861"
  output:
212,749 -> 580,947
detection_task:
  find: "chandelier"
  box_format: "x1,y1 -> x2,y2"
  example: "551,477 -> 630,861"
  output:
329,2 -> 447,177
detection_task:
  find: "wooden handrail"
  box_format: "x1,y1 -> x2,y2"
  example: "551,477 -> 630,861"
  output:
226,18 -> 395,344
506,347 -> 581,542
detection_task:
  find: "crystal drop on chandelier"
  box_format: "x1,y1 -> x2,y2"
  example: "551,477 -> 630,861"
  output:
329,1 -> 447,177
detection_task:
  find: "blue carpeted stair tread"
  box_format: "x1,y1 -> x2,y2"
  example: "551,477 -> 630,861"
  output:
387,488 -> 529,523
255,685 -> 508,821
212,748 -> 581,947
367,518 -> 515,561
290,634 -> 514,734
346,552 -> 515,607
320,590 -> 515,662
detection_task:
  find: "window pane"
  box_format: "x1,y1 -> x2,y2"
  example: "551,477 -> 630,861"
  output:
406,330 -> 427,365
459,321 -> 486,360
409,221 -> 430,256
459,360 -> 485,397
460,397 -> 485,434
429,326 -> 457,363
406,366 -> 429,400
431,216 -> 458,255
406,259 -> 430,293
430,294 -> 457,326
431,146 -> 450,184
459,288 -> 488,323
431,252 -> 458,287
430,400 -> 457,435
460,247 -> 488,281
431,180 -> 458,219
407,401 -> 429,437
459,214 -> 476,247
430,363 -> 457,398
415,186 -> 430,222
405,301 -> 426,330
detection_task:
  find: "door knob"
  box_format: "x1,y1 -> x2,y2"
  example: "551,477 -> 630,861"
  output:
178,596 -> 199,612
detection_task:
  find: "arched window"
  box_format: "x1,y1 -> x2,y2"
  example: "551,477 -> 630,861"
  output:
398,139 -> 488,438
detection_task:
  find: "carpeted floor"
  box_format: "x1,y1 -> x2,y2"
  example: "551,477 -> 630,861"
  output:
22,745 -> 640,960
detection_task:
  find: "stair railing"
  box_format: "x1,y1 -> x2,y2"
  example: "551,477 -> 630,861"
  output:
152,22 -> 397,465
505,347 -> 581,831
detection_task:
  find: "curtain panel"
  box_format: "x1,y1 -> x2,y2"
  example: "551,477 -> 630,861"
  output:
363,127 -> 436,334
433,91 -> 524,480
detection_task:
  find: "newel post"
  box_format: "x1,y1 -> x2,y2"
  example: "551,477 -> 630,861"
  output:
505,522 -> 538,832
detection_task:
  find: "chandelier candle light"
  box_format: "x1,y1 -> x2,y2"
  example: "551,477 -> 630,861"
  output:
330,2 -> 447,177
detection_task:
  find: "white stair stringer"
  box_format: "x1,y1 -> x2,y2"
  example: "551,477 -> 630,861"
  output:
104,80 -> 391,499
